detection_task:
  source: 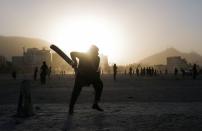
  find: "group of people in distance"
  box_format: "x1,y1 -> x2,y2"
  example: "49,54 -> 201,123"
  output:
113,64 -> 200,81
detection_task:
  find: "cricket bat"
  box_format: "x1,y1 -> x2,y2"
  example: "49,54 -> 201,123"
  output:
50,44 -> 74,66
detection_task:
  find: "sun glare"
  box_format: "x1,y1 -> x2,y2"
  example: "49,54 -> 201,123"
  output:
50,15 -> 124,63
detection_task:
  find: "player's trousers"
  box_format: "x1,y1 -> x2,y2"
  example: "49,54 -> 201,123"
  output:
69,76 -> 103,109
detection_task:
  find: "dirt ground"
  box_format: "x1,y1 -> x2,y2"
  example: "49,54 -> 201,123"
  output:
0,74 -> 202,131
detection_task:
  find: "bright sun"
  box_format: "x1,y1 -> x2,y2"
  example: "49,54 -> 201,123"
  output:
50,15 -> 125,64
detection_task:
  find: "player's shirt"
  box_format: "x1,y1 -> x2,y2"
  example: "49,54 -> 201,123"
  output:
75,52 -> 100,81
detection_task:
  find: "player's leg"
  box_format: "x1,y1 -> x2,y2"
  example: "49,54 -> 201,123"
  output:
92,79 -> 104,111
69,80 -> 82,115
94,80 -> 103,102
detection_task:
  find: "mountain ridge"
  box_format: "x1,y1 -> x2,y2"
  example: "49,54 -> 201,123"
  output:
139,47 -> 202,66
0,36 -> 50,60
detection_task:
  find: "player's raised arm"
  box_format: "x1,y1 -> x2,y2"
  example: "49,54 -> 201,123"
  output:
94,56 -> 100,72
70,52 -> 82,68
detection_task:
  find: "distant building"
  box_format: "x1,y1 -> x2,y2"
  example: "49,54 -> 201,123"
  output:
0,55 -> 6,66
12,56 -> 24,67
23,48 -> 51,66
100,54 -> 110,74
167,56 -> 189,73
12,48 -> 51,72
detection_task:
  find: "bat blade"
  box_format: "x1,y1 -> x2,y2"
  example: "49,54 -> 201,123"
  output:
50,44 -> 73,66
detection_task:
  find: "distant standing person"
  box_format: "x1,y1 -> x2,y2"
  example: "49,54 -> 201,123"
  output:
129,67 -> 133,76
34,67 -> 38,80
181,68 -> 185,78
40,61 -> 48,85
136,68 -> 139,76
113,64 -> 118,80
174,67 -> 178,76
165,69 -> 168,75
48,66 -> 52,80
12,70 -> 17,80
193,64 -> 197,80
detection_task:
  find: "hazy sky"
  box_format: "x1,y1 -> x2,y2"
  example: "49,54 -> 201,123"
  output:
0,0 -> 202,64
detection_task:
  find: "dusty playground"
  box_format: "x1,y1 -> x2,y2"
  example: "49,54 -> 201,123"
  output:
0,74 -> 202,131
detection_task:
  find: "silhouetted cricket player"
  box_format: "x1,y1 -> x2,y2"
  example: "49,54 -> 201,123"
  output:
12,70 -> 17,80
34,66 -> 38,81
69,45 -> 104,115
129,67 -> 133,76
113,64 -> 118,80
40,61 -> 48,85
193,64 -> 197,79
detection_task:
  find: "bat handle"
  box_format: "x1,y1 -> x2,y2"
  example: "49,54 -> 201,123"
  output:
73,68 -> 78,75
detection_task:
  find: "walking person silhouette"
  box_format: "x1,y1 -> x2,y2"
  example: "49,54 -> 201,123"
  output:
129,67 -> 133,77
40,61 -> 48,85
193,64 -> 197,80
34,66 -> 38,81
69,45 -> 104,115
113,64 -> 118,80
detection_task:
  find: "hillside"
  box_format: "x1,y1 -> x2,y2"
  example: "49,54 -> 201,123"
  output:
139,48 -> 202,66
0,36 -> 50,60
